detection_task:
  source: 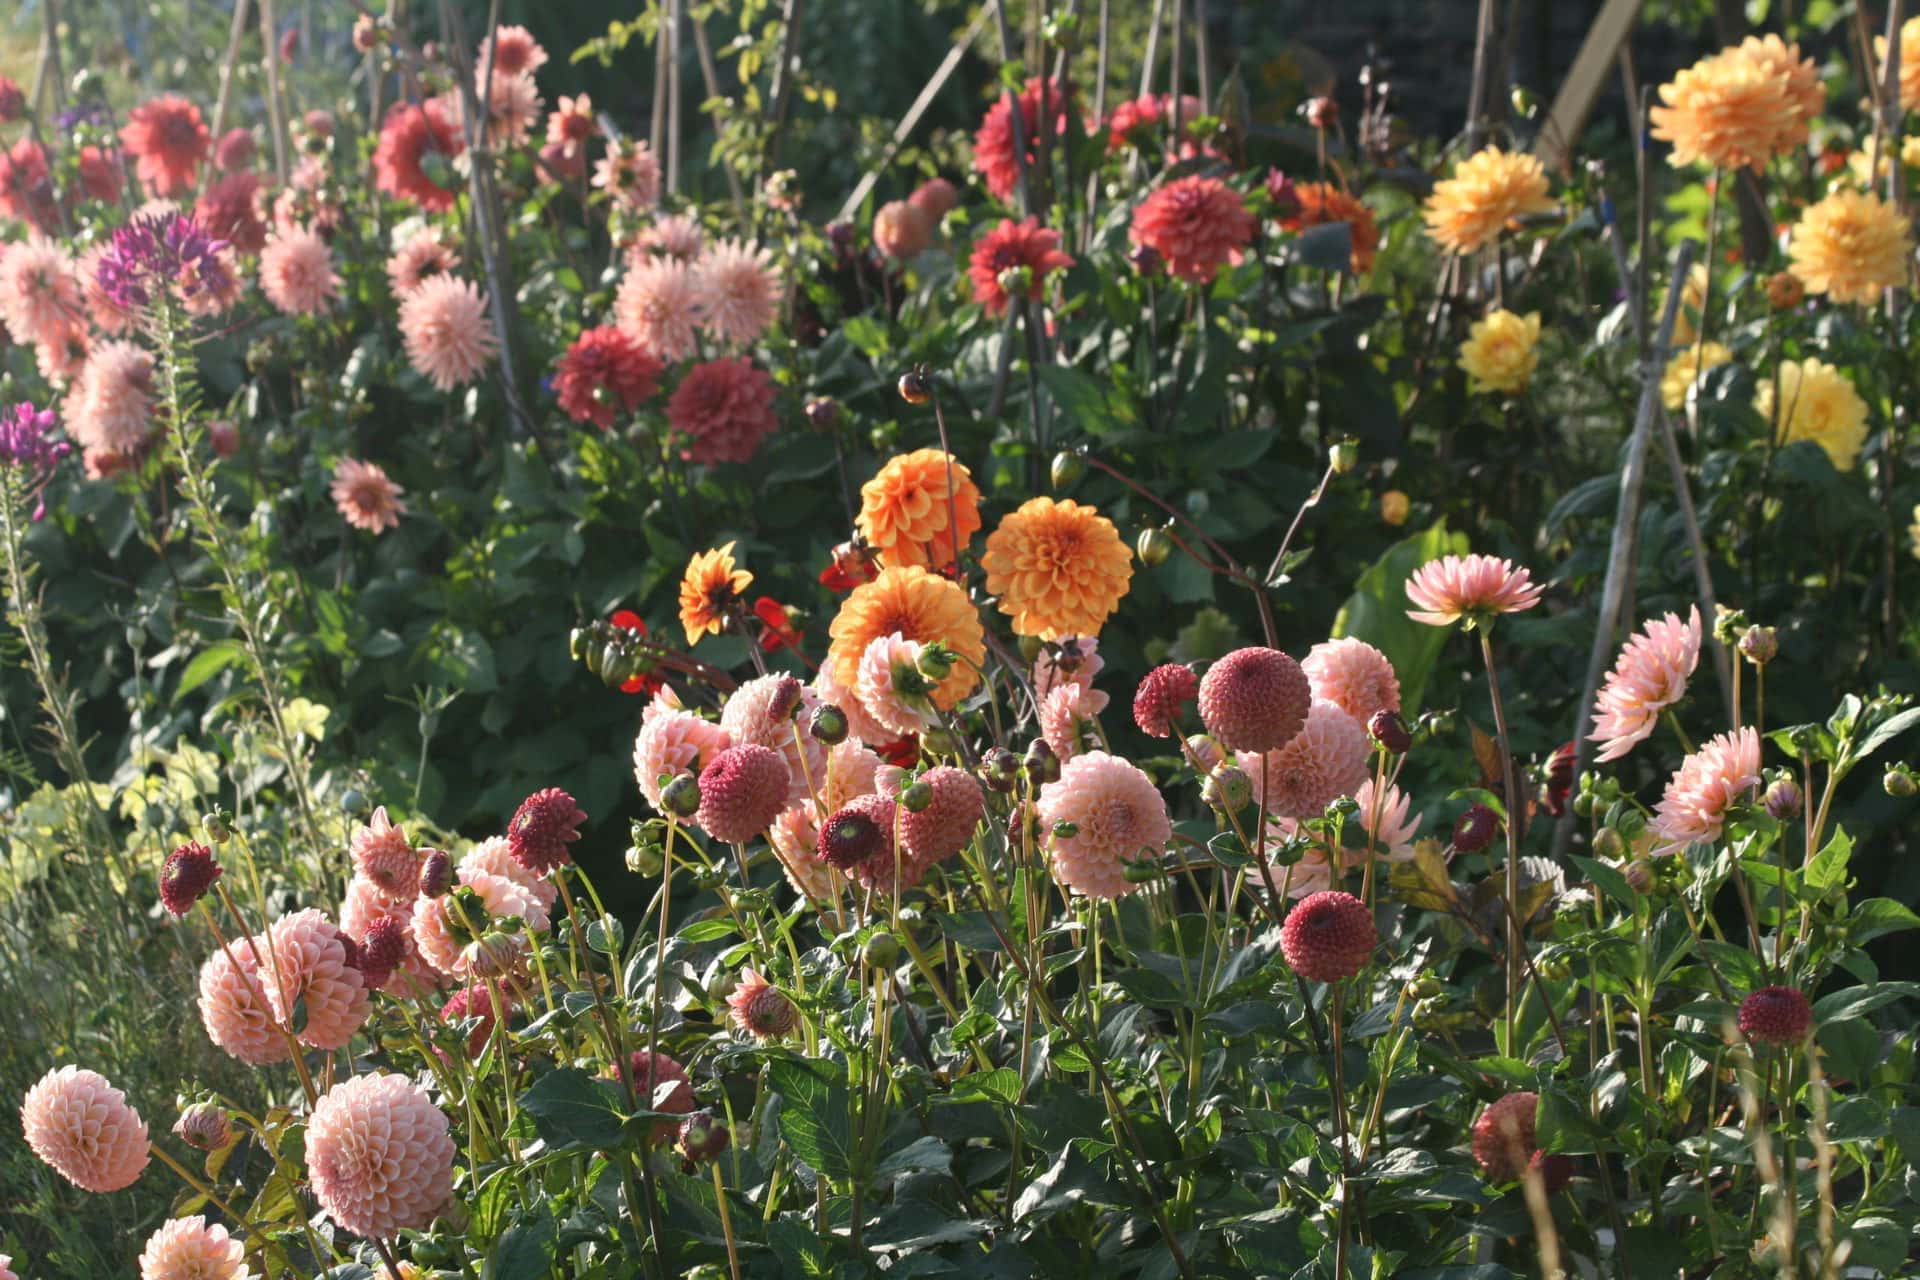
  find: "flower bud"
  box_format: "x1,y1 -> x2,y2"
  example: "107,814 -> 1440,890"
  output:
1451,804 -> 1499,854
1136,525 -> 1174,567
1367,709 -> 1411,755
662,772 -> 702,818
418,849 -> 453,898
173,1101 -> 233,1152
897,369 -> 931,404
804,397 -> 840,431
1051,820 -> 1080,840
1203,765 -> 1251,813
340,788 -> 370,818
898,780 -> 934,813
862,931 -> 901,969
1303,96 -> 1339,129
1738,626 -> 1778,667
1129,243 -> 1164,276
201,808 -> 233,844
1023,738 -> 1061,783
1328,438 -> 1359,475
996,264 -> 1034,300
1379,489 -> 1409,526
1622,858 -> 1655,894
1764,777 -> 1803,821
1764,271 -> 1805,310
469,931 -> 522,978
1050,451 -> 1085,490
626,841 -> 664,876
1885,764 -> 1917,799
1591,827 -> 1626,861
808,703 -> 850,745
1122,857 -> 1163,883
677,1110 -> 730,1163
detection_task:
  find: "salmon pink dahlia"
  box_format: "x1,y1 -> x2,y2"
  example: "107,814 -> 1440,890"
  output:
1199,647 -> 1311,752
694,239 -> 781,345
967,217 -> 1074,316
66,339 -> 154,458
1240,699 -> 1371,820
399,275 -> 497,391
385,231 -> 458,296
874,199 -> 934,260
1129,176 -> 1257,284
0,1253 -> 12,1280
120,95 -> 210,196
768,804 -> 839,900
138,1216 -> 251,1280
1302,637 -> 1400,725
214,126 -> 255,172
554,325 -> 663,428
373,100 -> 464,211
1651,727 -> 1761,852
21,1065 -> 150,1193
668,356 -> 779,465
636,213 -> 705,261
0,241 -> 82,348
1590,606 -> 1701,762
899,765 -> 985,872
857,632 -> 938,737
696,744 -> 792,843
350,805 -> 419,897
615,256 -> 700,360
973,76 -> 1071,201
720,673 -> 826,806
306,1071 -> 454,1239
259,909 -> 370,1050
479,23 -> 547,77
1281,890 -> 1375,981
258,227 -> 339,315
634,708 -> 733,812
727,967 -> 798,1040
199,940 -> 290,1064
0,137 -> 52,227
1040,752 -> 1172,898
1405,553 -> 1544,627
413,864 -> 550,978
330,457 -> 407,534
595,139 -> 662,210
461,835 -> 559,915
911,177 -> 959,219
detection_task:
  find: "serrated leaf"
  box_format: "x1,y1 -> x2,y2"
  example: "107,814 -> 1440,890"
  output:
519,1067 -> 627,1151
768,1057 -> 854,1180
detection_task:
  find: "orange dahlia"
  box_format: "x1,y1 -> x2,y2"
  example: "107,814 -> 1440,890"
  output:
1422,147 -> 1553,255
1650,37 -> 1821,172
1786,189 -> 1912,306
828,566 -> 985,710
981,497 -> 1133,640
679,541 -> 753,644
1283,182 -> 1381,274
119,95 -> 210,197
856,449 -> 982,573
1876,19 -> 1920,111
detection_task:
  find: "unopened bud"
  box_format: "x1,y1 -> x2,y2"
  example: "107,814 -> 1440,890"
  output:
996,264 -> 1034,299
1738,626 -> 1778,667
1050,451 -> 1085,490
201,809 -> 233,844
1122,857 -> 1162,883
863,931 -> 900,968
1622,858 -> 1655,894
1203,765 -> 1252,813
1451,804 -> 1499,854
1591,827 -> 1626,861
808,703 -> 849,745
173,1101 -> 233,1152
662,772 -> 702,818
1885,764 -> 1917,799
1051,820 -> 1080,840
1136,525 -> 1174,567
1024,738 -> 1061,783
1764,777 -> 1803,821
804,396 -> 841,431
677,1110 -> 730,1162
1328,438 -> 1359,475
1129,243 -> 1164,276
418,849 -> 453,898
898,780 -> 934,812
626,841 -> 664,876
1367,709 -> 1411,754
897,369 -> 931,404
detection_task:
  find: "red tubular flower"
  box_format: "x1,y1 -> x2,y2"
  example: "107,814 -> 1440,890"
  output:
754,597 -> 804,653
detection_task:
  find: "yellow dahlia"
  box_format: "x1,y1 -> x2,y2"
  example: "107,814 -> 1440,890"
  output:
679,541 -> 753,644
1876,19 -> 1920,111
856,449 -> 983,573
981,497 -> 1134,640
1458,309 -> 1540,394
827,566 -> 985,710
1787,189 -> 1912,306
1651,37 -> 1821,171
1843,134 -> 1920,189
1660,342 -> 1734,411
1422,146 -> 1554,255
1754,358 -> 1869,472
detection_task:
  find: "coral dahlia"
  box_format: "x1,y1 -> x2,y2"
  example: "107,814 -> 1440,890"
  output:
373,100 -> 464,212
20,1065 -> 150,1193
829,566 -> 985,712
667,356 -> 779,465
1240,699 -> 1371,820
138,1216 -> 251,1280
1302,638 -> 1400,725
967,217 -> 1074,315
120,95 -> 210,196
1129,175 -> 1257,284
554,325 -> 663,428
306,1072 -> 454,1238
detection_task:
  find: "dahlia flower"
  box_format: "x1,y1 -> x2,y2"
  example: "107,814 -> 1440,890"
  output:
1660,342 -> 1734,412
874,200 -> 934,260
1422,147 -> 1553,255
0,240 -> 82,348
967,217 -> 1074,315
65,340 -> 154,458
138,1216 -> 252,1280
1877,18 -> 1920,110
911,177 -> 959,219
1239,699 -> 1371,820
1038,751 -> 1172,899
634,707 -> 734,811
0,137 -> 52,227
1302,637 -> 1401,724
120,95 -> 210,196
1651,727 -> 1761,851
461,834 -> 560,916
1405,553 -> 1544,627
1754,358 -> 1869,472
507,786 -> 587,874
696,743 -> 792,843
306,1072 -> 454,1239
615,256 -> 701,360
636,213 -> 704,261
259,909 -> 370,1050
829,566 -> 986,712
554,325 -> 662,428
340,876 -> 441,998
413,864 -> 550,978
1280,889 -> 1375,982
199,940 -> 290,1064
1472,1092 -> 1541,1182
1040,680 -> 1101,761
727,968 -> 798,1040
594,139 -> 662,210
623,1051 -> 695,1144
399,275 -> 498,391
719,672 -> 826,806
857,449 -> 982,573
668,357 -> 779,465
1281,181 -> 1381,273
768,803 -> 841,902
546,93 -> 596,159
259,227 -> 339,316
386,231 -> 459,296
330,458 -> 407,534
973,76 -> 1071,202
1129,176 -> 1257,283
1459,309 -> 1540,394
694,239 -> 781,345
478,23 -> 547,77
1134,663 -> 1199,737
1590,606 -> 1702,762
1651,36 -> 1822,172
981,497 -> 1133,639
194,172 -> 266,255
373,100 -> 464,211
679,541 -> 753,643
1199,647 -> 1312,752
1787,189 -> 1912,306
898,765 -> 986,872
21,1065 -> 150,1192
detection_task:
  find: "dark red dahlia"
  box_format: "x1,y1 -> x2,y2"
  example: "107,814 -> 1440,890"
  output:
1133,663 -> 1199,738
1280,890 -> 1376,983
508,787 -> 588,873
372,99 -> 464,212
160,841 -> 223,916
1738,985 -> 1813,1047
554,325 -> 663,429
358,916 -> 408,990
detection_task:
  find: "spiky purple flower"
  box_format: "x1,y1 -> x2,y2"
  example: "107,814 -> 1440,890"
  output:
94,213 -> 231,311
0,402 -> 71,520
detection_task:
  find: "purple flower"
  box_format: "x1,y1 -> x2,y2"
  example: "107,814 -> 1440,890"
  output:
56,104 -> 103,131
0,402 -> 71,520
95,213 -> 231,311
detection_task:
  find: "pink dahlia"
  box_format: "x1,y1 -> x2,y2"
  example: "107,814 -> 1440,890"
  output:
911,177 -> 959,219
1472,1092 -> 1540,1182
0,240 -> 82,348
20,1065 -> 149,1193
198,940 -> 289,1064
330,458 -> 407,534
768,803 -> 842,902
0,1254 -> 12,1280
1033,636 -> 1108,710
1350,778 -> 1421,860
546,93 -> 596,159
874,200 -> 934,260
1105,92 -> 1207,155
1133,663 -> 1199,737
258,227 -> 339,315
668,356 -> 779,465
66,339 -> 155,457
1239,699 -> 1371,820
594,139 -> 662,210
1040,681 -> 1101,762
623,1050 -> 695,1144
813,665 -> 895,751
1280,889 -> 1376,981
456,73 -> 542,149
120,95 -> 210,196
306,1071 -> 454,1239
350,805 -> 418,897
1651,727 -> 1761,852
973,76 -> 1071,202
1590,606 -> 1702,762
399,275 -> 497,391
615,255 -> 701,361
819,739 -> 885,813
373,100 -> 464,212
259,908 -> 370,1050
634,708 -> 734,812
0,137 -> 53,228
385,231 -> 458,297
340,876 -> 441,998
138,1215 -> 250,1280
478,23 -> 547,77
537,139 -> 589,186
214,127 -> 256,172
694,239 -> 781,345
1302,637 -> 1401,725
194,172 -> 267,255
508,787 -> 588,873
1199,647 -> 1312,753
1129,176 -> 1257,283
967,216 -> 1074,316
899,765 -> 985,872
857,632 -> 938,737
438,983 -> 508,1059
1405,553 -> 1544,626
554,325 -> 663,428
637,213 -> 706,261
460,835 -> 560,916
413,865 -> 550,978
720,674 -> 826,807
696,743 -> 792,843
1037,751 -> 1172,899
727,967 -> 798,1040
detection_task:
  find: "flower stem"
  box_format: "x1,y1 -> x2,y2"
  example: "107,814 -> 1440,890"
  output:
1478,629 -> 1524,1056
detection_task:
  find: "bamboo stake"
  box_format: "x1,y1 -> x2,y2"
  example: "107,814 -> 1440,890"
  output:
667,0 -> 683,195
213,0 -> 256,140
689,13 -> 749,225
40,0 -> 64,118
764,0 -> 807,171
259,0 -> 291,184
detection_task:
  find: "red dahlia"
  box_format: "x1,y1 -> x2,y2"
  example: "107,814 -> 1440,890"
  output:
554,326 -> 664,428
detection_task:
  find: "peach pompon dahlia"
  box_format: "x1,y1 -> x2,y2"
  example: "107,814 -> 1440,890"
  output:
259,908 -> 370,1051
1239,699 -> 1371,820
1303,637 -> 1400,726
20,1064 -> 150,1193
857,448 -> 983,574
138,1216 -> 252,1280
1405,553 -> 1544,627
306,1071 -> 454,1239
981,497 -> 1134,640
199,940 -> 291,1065
1422,147 -> 1553,256
1039,751 -> 1172,899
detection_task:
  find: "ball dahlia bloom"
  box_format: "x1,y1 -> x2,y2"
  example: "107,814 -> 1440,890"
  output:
1040,679 -> 1100,762
508,787 -> 588,873
1239,699 -> 1371,820
818,792 -> 904,891
828,566 -> 986,712
20,1065 -> 150,1192
1472,1091 -> 1541,1182
721,673 -> 827,807
1198,647 -> 1311,752
634,707 -> 734,812
910,177 -> 959,219
306,1071 -> 454,1239
120,95 -> 210,196
1753,357 -> 1868,472
696,743 -> 792,843
461,835 -> 559,915
972,76 -> 1071,202
1738,985 -> 1813,1046
199,940 -> 290,1064
1405,553 -> 1544,627
1590,606 -> 1701,762
694,239 -> 781,345
259,909 -> 371,1050
330,458 -> 407,534
874,199 -> 934,260
1038,751 -> 1172,899
399,275 -> 498,391
554,325 -> 663,428
1302,637 -> 1400,725
1458,309 -> 1540,394
967,217 -> 1074,315
1660,342 -> 1734,412
340,876 -> 442,998
385,231 -> 459,297
1280,889 -> 1375,981
159,840 -> 223,916
898,765 -> 985,872
374,100 -> 464,211
1651,726 -> 1761,851
1280,181 -> 1381,274
981,497 -> 1134,640
1129,176 -> 1257,284
1787,188 -> 1912,307
668,356 -> 779,465
1421,146 -> 1553,256
138,1215 -> 252,1280
1650,36 -> 1821,172
1134,663 -> 1199,737
768,803 -> 841,902
857,449 -> 982,576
